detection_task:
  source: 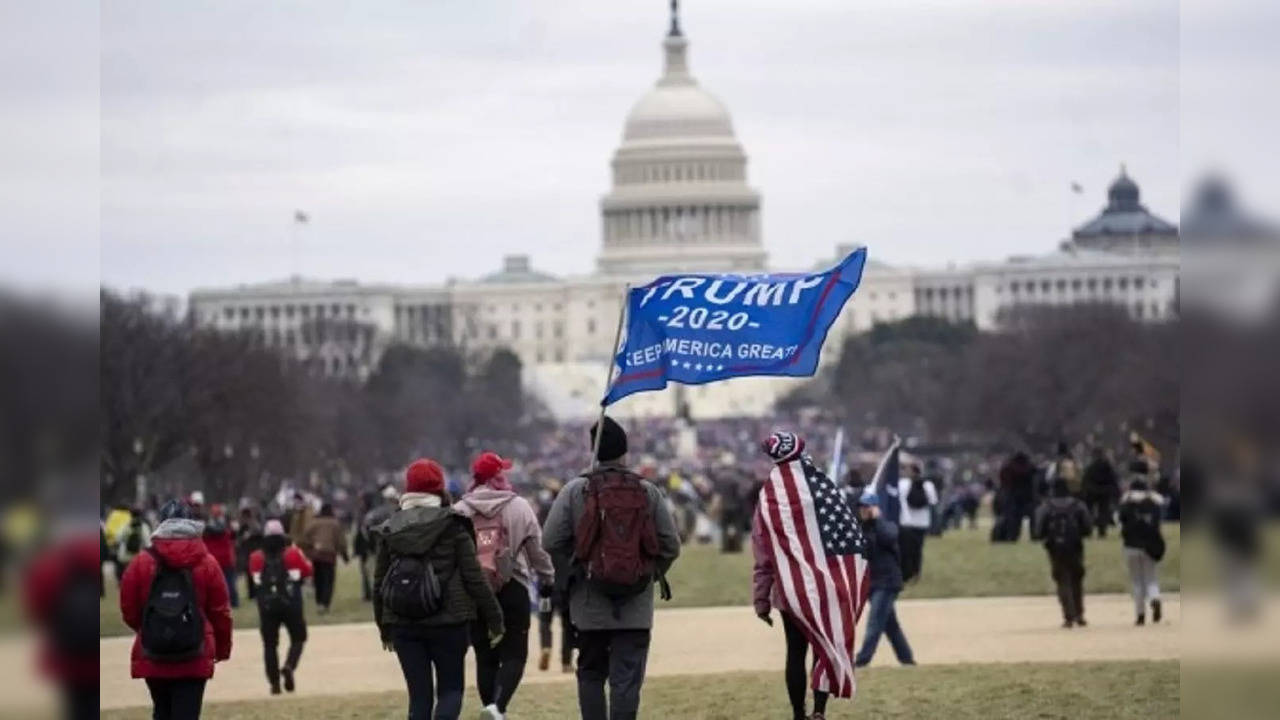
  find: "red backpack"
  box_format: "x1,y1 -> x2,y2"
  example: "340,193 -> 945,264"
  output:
472,512 -> 514,593
573,469 -> 661,602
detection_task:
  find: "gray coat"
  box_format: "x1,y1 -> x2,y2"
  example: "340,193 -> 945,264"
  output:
541,464 -> 682,631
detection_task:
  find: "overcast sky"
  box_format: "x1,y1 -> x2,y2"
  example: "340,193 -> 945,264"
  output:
6,0 -> 1239,296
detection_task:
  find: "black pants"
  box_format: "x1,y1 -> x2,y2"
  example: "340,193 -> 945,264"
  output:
62,682 -> 98,720
471,580 -> 532,712
576,628 -> 651,720
899,526 -> 927,583
260,604 -> 308,688
145,678 -> 206,720
358,553 -> 374,601
1084,495 -> 1114,537
1048,549 -> 1086,622
782,613 -> 828,720
313,560 -> 336,608
538,592 -> 577,667
243,566 -> 257,600
392,623 -> 469,720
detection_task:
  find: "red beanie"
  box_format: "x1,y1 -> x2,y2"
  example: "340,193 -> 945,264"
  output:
405,459 -> 445,495
471,451 -> 513,484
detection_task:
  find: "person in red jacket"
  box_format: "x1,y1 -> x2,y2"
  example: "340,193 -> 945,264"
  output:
120,500 -> 232,720
248,519 -> 313,694
203,502 -> 240,608
23,530 -> 102,720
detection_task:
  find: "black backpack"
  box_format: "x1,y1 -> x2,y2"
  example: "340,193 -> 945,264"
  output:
140,549 -> 205,661
906,478 -> 929,509
256,550 -> 295,614
1043,503 -> 1082,552
380,554 -> 447,620
52,566 -> 102,656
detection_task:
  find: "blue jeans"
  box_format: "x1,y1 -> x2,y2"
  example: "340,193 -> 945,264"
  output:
855,588 -> 914,666
223,567 -> 239,608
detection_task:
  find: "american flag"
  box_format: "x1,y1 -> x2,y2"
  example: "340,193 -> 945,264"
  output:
757,455 -> 870,698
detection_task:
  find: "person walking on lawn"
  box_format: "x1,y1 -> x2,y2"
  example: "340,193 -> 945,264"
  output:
249,519 -> 313,695
373,459 -> 504,720
541,416 -> 682,720
203,503 -> 239,608
119,500 -> 232,720
454,451 -> 557,720
853,492 -> 917,669
1033,478 -> 1094,628
1118,469 -> 1166,626
302,502 -> 348,614
751,431 -> 850,720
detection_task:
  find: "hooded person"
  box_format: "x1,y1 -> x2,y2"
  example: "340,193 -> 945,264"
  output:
119,500 -> 232,720
248,519 -> 313,694
453,451 -> 556,720
541,415 -> 682,720
373,459 -> 504,720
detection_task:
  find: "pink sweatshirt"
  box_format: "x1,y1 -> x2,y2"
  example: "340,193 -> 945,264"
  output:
453,487 -> 555,589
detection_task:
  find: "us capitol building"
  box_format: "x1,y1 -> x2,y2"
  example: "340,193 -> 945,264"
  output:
190,8 -> 1179,419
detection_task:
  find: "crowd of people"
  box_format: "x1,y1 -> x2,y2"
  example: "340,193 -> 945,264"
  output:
82,415 -> 1196,720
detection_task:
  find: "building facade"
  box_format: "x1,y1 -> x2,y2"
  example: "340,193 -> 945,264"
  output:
190,9 -> 1179,419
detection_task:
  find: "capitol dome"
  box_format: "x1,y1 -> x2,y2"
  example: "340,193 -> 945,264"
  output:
622,34 -> 735,141
597,5 -> 765,276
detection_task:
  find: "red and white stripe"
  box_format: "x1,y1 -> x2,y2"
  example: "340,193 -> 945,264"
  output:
759,459 -> 869,699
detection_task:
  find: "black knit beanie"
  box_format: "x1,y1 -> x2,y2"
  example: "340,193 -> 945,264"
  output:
590,415 -> 628,463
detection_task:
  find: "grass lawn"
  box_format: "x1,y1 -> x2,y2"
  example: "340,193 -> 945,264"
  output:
99,523 -> 1182,637
100,660 -> 1178,720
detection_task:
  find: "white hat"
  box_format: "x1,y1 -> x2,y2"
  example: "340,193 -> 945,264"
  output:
189,491 -> 205,506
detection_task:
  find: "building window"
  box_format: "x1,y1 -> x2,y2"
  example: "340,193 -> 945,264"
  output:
1026,282 -> 1035,296
1119,277 -> 1129,291
1056,279 -> 1066,293
511,321 -> 520,339
1087,278 -> 1097,291
347,304 -> 356,317
554,350 -> 564,362
1041,280 -> 1051,293
271,306 -> 280,319
1071,279 -> 1082,292
535,322 -> 544,339
1134,302 -> 1144,319
1135,277 -> 1145,290
553,322 -> 563,339
888,292 -> 896,300
223,307 -> 235,320
285,330 -> 295,346
488,325 -> 497,340
588,318 -> 597,334
1103,278 -> 1113,291
255,307 -> 265,321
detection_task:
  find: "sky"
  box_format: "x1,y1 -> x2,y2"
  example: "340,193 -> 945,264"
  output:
0,0 -> 1229,296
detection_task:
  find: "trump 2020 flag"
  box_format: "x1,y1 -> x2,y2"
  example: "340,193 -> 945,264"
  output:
757,454 -> 870,698
603,248 -> 868,405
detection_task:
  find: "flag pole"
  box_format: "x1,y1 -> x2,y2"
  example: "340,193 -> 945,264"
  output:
591,283 -> 630,470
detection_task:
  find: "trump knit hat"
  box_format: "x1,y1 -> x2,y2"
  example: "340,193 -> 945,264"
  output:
760,431 -> 805,463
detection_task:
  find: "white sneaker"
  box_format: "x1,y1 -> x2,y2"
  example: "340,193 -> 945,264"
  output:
479,704 -> 504,720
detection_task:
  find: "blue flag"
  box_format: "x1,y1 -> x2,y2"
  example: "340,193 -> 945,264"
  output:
602,248 -> 867,406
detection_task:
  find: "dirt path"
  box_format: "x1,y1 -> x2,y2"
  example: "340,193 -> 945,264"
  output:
93,593 -> 1184,710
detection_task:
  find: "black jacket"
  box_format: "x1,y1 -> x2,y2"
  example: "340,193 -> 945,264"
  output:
372,505 -> 503,637
865,519 -> 904,592
1082,458 -> 1119,499
1118,491 -> 1164,556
